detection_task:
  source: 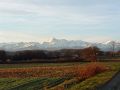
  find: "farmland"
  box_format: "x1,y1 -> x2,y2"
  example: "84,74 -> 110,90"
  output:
0,62 -> 120,90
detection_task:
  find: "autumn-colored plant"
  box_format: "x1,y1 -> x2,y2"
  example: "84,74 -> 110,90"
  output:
73,63 -> 108,79
47,63 -> 109,90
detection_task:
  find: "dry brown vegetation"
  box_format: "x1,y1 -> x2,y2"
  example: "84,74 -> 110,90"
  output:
49,63 -> 109,90
74,63 -> 108,78
0,63 -> 108,78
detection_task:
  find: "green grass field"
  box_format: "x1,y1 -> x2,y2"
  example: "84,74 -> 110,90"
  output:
0,62 -> 120,90
0,78 -> 67,90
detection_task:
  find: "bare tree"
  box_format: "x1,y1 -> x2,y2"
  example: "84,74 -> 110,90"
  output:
81,47 -> 100,62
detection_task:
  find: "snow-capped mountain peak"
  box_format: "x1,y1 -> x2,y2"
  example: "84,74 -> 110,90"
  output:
0,38 -> 119,51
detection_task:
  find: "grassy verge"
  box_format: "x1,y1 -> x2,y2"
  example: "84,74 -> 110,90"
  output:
69,62 -> 120,90
69,71 -> 116,90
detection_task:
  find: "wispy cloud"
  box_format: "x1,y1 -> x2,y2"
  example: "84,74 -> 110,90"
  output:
0,0 -> 119,42
0,0 -> 108,25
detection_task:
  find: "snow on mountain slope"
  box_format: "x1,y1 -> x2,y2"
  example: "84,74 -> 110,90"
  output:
0,38 -> 119,51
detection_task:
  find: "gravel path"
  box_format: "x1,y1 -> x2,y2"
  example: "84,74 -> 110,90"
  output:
98,71 -> 120,90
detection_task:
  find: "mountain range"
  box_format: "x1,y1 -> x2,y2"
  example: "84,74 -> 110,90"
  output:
0,38 -> 119,51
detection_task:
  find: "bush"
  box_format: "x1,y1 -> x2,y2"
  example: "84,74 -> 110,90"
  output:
74,63 -> 108,79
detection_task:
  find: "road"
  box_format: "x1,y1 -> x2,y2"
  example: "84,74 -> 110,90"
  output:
98,71 -> 120,90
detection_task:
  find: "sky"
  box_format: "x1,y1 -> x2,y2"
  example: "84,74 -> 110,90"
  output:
0,0 -> 120,42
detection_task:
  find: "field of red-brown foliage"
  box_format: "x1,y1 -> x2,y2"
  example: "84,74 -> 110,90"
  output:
0,63 -> 108,78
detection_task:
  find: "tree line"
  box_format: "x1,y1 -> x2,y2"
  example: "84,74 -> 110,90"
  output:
0,47 -> 120,63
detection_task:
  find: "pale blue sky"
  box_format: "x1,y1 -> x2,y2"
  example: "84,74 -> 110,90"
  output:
0,0 -> 120,42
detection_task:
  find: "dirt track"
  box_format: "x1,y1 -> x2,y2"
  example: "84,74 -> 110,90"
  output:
98,71 -> 120,90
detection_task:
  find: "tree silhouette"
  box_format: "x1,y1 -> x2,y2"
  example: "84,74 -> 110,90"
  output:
0,50 -> 7,63
81,47 -> 100,62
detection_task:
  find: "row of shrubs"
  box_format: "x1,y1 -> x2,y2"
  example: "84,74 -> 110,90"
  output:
0,47 -> 120,63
